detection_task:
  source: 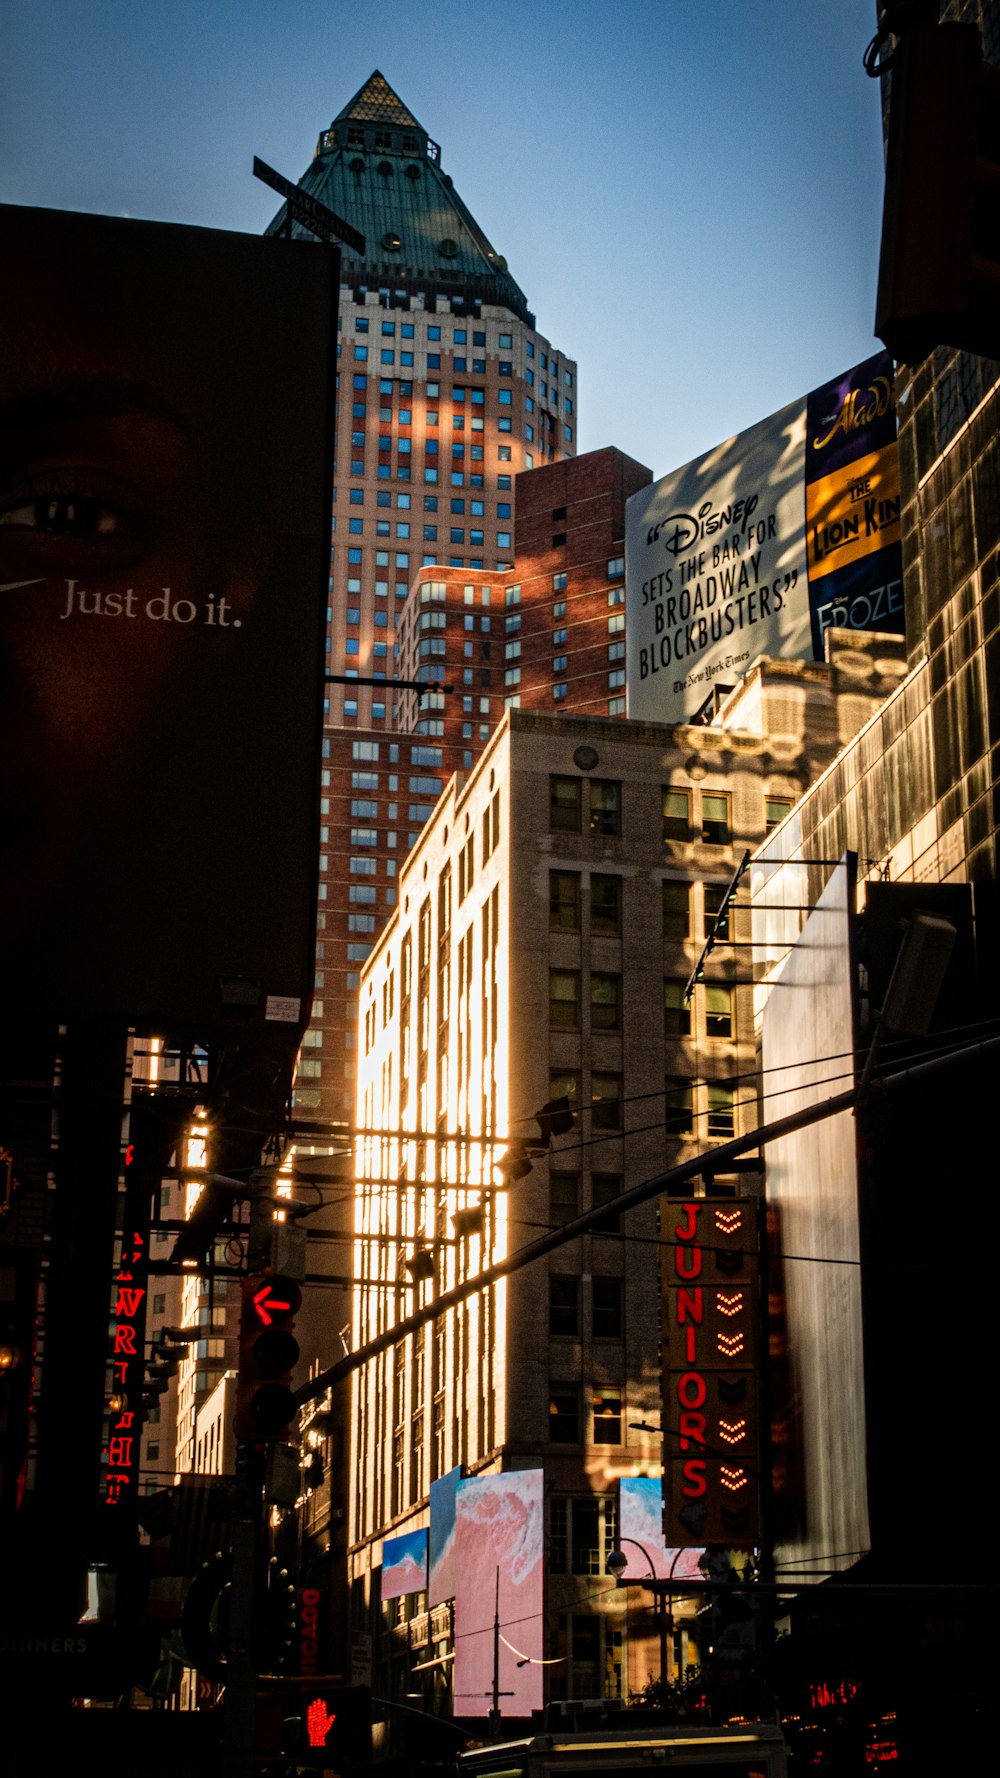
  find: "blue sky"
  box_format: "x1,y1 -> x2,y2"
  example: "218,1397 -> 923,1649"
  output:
1,0 -> 886,478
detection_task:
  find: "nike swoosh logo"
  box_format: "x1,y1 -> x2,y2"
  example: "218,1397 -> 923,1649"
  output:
0,578 -> 46,592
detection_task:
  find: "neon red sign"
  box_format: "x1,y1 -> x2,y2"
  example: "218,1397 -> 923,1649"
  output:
103,1223 -> 146,1506
300,1587 -> 321,1676
663,1200 -> 759,1546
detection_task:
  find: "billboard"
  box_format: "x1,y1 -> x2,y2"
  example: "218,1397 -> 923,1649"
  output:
618,1477 -> 704,1581
453,1470 -> 544,1720
625,352 -> 902,724
759,857 -> 869,1576
0,205 -> 337,1030
381,1528 -> 428,1600
427,1465 -> 461,1607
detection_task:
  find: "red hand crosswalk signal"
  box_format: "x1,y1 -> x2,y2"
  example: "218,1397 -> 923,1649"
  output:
284,1684 -> 372,1766
306,1696 -> 336,1748
235,1273 -> 302,1441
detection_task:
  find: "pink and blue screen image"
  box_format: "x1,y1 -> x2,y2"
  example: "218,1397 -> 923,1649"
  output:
453,1469 -> 544,1719
619,1476 -> 705,1580
381,1527 -> 428,1601
428,1465 -> 461,1607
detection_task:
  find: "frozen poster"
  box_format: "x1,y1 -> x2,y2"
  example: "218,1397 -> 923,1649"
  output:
381,1527 -> 428,1600
453,1470 -> 544,1719
619,1476 -> 705,1581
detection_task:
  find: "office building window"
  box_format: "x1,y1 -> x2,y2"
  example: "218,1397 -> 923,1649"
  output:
590,875 -> 621,935
707,1082 -> 736,1136
703,883 -> 731,939
665,1080 -> 694,1135
590,973 -> 622,1031
592,1388 -> 622,1444
549,1068 -> 581,1111
550,870 -> 580,930
591,1072 -> 622,1132
592,1173 -> 622,1233
588,780 -> 621,837
592,1279 -> 623,1339
663,789 -> 691,842
548,1494 -> 619,1579
766,796 -> 793,832
549,1387 -> 581,1444
549,971 -> 580,1030
550,1173 -> 579,1225
705,984 -> 733,1037
664,980 -> 692,1037
701,793 -> 731,845
662,880 -> 690,939
549,1277 -> 580,1337
550,774 -> 581,831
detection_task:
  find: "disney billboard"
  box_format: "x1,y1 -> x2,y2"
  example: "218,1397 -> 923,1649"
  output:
625,352 -> 903,724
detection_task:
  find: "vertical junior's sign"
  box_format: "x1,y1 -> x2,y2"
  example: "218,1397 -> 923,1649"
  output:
663,1199 -> 759,1549
625,352 -> 903,725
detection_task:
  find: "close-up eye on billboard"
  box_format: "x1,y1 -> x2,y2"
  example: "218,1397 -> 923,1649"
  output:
0,204 -> 337,1032
625,351 -> 903,725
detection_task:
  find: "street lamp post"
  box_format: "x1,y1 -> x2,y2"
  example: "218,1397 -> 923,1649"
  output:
606,1536 -> 669,1698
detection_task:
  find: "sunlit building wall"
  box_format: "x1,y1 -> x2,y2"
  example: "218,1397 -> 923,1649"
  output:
173,1126 -> 240,1477
309,449 -> 648,1128
346,706 -> 802,1704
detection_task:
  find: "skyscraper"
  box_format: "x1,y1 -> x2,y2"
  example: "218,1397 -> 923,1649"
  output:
265,70 -> 578,1125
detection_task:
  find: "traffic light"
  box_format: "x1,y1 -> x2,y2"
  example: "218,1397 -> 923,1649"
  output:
235,1273 -> 302,1441
875,21 -> 1000,364
284,1683 -> 372,1767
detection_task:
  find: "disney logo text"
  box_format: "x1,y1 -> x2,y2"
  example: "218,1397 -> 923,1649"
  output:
647,495 -> 761,555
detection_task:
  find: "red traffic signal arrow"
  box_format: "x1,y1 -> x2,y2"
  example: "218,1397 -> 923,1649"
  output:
252,1282 -> 298,1326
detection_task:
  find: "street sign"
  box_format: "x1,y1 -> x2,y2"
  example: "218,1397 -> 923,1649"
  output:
253,156 -> 365,253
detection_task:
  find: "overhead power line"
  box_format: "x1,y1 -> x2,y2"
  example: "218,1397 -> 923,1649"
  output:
294,1026 -> 1000,1406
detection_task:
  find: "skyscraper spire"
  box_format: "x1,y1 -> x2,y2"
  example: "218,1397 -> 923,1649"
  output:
265,68 -> 532,323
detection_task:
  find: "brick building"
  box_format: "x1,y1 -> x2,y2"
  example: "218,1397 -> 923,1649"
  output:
308,448 -> 652,1126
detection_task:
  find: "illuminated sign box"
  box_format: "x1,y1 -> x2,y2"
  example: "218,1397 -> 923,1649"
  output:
662,1200 -> 759,1549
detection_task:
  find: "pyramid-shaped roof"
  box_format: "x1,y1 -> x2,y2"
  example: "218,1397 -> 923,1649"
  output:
265,72 -> 532,325
332,70 -> 422,132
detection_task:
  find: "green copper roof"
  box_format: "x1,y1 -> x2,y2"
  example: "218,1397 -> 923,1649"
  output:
265,71 -> 533,325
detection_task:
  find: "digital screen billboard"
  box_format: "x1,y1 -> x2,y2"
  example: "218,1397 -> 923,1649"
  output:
618,1477 -> 704,1581
625,352 -> 902,724
0,204 -> 337,1030
428,1465 -> 461,1607
381,1528 -> 428,1600
453,1469 -> 544,1720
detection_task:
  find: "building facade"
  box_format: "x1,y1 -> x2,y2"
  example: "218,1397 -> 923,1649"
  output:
307,447 -> 652,1127
267,72 -> 577,726
267,71 -> 579,1131
344,683 -> 904,1721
